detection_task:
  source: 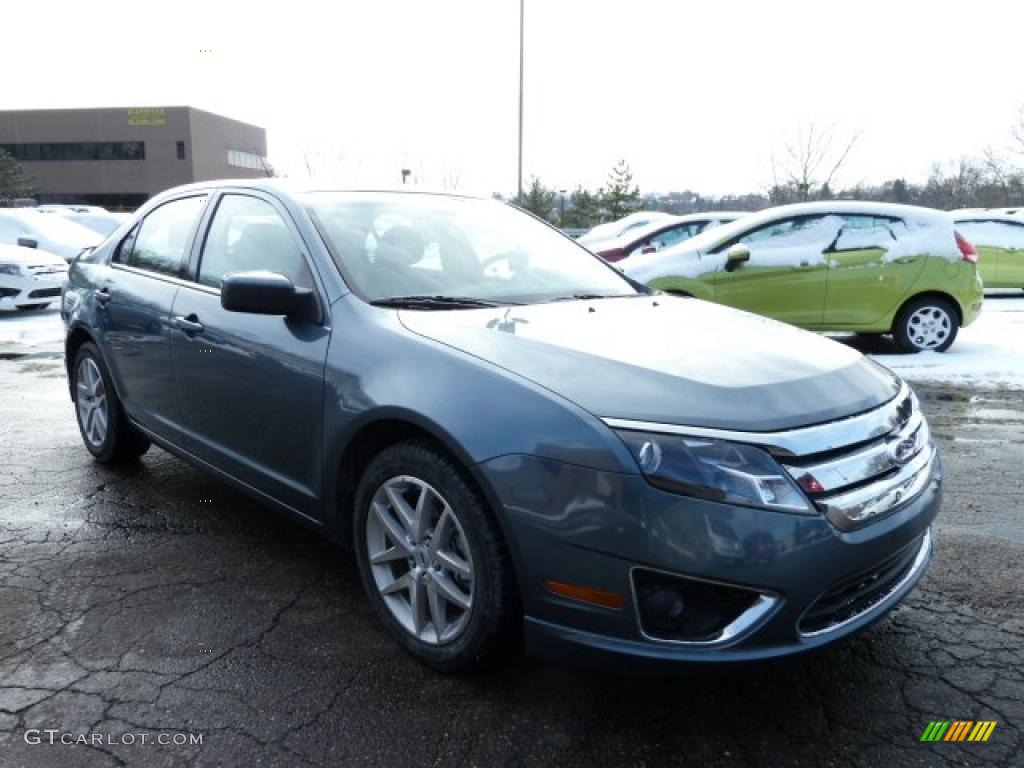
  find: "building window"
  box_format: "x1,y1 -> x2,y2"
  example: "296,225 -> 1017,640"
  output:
0,142 -> 146,161
176,141 -> 186,160
227,148 -> 266,170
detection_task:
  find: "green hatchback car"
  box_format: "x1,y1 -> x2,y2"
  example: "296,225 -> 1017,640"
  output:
621,202 -> 984,353
952,212 -> 1024,289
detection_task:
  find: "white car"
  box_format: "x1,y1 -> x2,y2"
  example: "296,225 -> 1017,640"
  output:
0,209 -> 102,262
0,243 -> 69,311
38,208 -> 129,237
590,211 -> 748,262
578,211 -> 674,249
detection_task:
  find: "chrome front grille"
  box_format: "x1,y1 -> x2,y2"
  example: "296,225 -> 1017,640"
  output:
777,388 -> 938,531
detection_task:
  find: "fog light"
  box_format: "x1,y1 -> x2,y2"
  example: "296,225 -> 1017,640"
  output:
639,587 -> 686,633
633,568 -> 763,642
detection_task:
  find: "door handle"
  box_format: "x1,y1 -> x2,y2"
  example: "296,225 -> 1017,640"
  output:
173,314 -> 205,335
94,288 -> 111,304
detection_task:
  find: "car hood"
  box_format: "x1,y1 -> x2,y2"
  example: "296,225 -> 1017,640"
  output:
398,296 -> 901,432
0,244 -> 67,267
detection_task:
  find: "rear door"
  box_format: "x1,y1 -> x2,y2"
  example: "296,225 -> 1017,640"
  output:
711,214 -> 837,325
100,195 -> 207,439
823,215 -> 926,326
169,191 -> 330,518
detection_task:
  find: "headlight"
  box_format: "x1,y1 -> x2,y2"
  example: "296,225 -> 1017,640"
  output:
0,263 -> 23,276
615,430 -> 813,514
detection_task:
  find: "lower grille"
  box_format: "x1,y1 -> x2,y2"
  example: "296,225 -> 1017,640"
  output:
28,288 -> 61,299
799,530 -> 930,636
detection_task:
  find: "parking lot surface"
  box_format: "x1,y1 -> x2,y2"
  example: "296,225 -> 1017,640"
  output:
0,318 -> 1021,767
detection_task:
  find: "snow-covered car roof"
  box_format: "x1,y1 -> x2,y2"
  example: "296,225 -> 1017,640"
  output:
0,242 -> 67,265
578,211 -> 674,244
593,211 -> 750,252
659,201 -> 951,255
951,210 -> 1024,224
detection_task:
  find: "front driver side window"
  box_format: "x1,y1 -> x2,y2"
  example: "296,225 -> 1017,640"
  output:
198,195 -> 313,290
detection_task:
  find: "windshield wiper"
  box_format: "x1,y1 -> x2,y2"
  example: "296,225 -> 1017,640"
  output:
370,295 -> 511,309
541,292 -> 639,303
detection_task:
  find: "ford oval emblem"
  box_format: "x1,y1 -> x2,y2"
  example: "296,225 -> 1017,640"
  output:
889,437 -> 917,465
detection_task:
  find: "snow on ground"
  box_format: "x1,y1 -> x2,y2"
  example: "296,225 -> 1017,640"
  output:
839,291 -> 1024,390
0,306 -> 64,353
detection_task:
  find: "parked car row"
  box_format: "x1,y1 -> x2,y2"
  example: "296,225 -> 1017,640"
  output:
0,205 -> 130,312
579,200 -> 1023,353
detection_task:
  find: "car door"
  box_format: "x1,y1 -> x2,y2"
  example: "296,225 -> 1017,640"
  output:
823,215 -> 927,326
100,195 -> 207,440
710,214 -> 836,326
169,191 -> 330,518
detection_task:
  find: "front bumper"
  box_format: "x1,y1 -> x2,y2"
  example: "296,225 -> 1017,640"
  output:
475,447 -> 940,670
0,271 -> 66,310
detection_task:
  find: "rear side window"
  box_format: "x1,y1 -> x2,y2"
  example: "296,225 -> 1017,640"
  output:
115,196 -> 205,277
831,215 -> 903,250
198,195 -> 312,290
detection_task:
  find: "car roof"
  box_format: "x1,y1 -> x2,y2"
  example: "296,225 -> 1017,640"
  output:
952,210 -> 1024,224
151,178 -> 484,202
656,200 -> 951,256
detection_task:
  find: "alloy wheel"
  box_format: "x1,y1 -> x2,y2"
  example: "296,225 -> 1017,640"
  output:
906,305 -> 952,350
76,357 -> 109,448
365,475 -> 475,644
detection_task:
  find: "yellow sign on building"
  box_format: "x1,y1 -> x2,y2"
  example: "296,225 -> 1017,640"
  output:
128,107 -> 166,126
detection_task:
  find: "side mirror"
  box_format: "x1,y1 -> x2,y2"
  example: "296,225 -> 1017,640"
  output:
17,237 -> 38,249
724,243 -> 750,270
220,271 -> 314,318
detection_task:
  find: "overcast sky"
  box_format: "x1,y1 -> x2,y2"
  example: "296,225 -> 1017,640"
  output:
6,0 -> 1023,196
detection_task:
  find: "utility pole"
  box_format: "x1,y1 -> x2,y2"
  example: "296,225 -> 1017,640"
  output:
517,0 -> 524,202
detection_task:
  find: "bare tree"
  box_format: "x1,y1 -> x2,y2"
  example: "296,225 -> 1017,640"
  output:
1012,105 -> 1024,162
771,123 -> 861,202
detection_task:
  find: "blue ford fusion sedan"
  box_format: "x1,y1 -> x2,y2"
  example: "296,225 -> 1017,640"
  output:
62,181 -> 940,672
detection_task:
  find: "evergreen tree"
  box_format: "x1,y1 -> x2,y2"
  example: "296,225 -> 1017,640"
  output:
600,160 -> 642,220
561,186 -> 601,228
0,149 -> 35,204
515,177 -> 557,223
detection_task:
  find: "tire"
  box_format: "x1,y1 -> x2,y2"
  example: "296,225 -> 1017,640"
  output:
17,304 -> 49,311
353,439 -> 519,672
893,296 -> 959,354
71,342 -> 151,463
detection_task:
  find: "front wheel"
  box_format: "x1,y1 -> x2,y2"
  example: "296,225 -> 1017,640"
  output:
893,297 -> 959,353
72,342 -> 151,463
353,440 -> 519,672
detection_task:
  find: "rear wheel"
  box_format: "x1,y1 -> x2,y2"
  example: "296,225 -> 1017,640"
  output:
72,343 -> 151,463
353,440 -> 518,672
893,296 -> 958,353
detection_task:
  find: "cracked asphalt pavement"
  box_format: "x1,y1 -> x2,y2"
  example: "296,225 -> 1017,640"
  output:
1,325 -> 1021,767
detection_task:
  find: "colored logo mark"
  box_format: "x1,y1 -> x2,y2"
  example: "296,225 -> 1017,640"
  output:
920,721 -> 997,742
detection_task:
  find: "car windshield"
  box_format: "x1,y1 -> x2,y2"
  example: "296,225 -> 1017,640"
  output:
303,192 -> 641,305
19,212 -> 102,245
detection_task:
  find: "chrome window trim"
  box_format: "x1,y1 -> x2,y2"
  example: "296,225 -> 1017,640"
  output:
628,566 -> 779,647
799,528 -> 932,639
602,383 -> 911,458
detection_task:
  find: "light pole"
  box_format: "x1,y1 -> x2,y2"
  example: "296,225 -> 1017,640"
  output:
517,0 -> 524,202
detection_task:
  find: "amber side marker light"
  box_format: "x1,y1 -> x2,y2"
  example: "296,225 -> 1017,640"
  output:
544,580 -> 626,610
